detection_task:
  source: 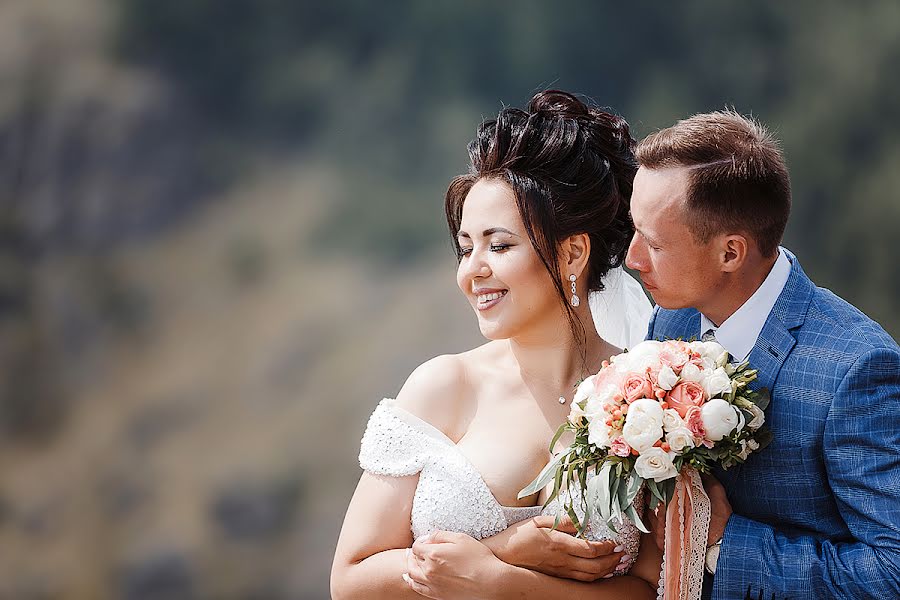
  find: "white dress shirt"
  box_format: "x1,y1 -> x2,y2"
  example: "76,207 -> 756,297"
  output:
700,248 -> 792,363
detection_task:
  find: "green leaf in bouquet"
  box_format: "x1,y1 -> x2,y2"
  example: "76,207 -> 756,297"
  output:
549,422 -> 568,453
645,479 -> 663,509
754,388 -> 771,411
624,502 -> 649,534
592,464 -> 613,525
733,397 -> 754,410
608,472 -> 621,513
625,473 -> 643,506
566,504 -> 582,534
614,477 -> 629,521
754,427 -> 774,450
662,478 -> 676,505
519,451 -> 566,499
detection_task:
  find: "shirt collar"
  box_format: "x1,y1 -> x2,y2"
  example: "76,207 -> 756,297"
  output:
700,248 -> 792,362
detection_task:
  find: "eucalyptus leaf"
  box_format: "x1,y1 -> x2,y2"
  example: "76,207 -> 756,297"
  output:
594,465 -> 613,524
519,451 -> 565,499
549,422 -> 567,453
624,503 -> 650,534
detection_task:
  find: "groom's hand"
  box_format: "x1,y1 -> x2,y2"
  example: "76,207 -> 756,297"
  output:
481,515 -> 627,581
703,474 -> 732,546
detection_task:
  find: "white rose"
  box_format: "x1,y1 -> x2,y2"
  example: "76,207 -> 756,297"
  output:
568,399 -> 586,426
702,366 -> 733,398
583,395 -> 607,419
665,427 -> 696,454
662,408 -> 686,432
746,404 -> 765,430
634,447 -> 678,482
679,362 -> 703,384
619,340 -> 662,371
700,399 -> 742,441
690,341 -> 727,364
573,376 -> 597,404
622,399 -> 664,452
588,417 -> 613,448
657,365 -> 679,391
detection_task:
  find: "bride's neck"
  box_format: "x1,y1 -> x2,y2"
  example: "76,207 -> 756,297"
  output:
505,323 -> 608,399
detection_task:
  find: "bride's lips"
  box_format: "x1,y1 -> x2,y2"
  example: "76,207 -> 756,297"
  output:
473,288 -> 508,311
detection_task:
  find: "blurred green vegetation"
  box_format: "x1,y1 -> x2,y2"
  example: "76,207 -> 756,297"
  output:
1,1 -> 898,598
116,0 -> 900,328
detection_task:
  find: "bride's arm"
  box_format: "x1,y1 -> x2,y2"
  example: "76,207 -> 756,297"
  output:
405,531 -> 656,600
332,355 -> 469,599
331,471 -> 429,600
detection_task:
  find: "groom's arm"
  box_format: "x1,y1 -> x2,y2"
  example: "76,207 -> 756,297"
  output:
712,346 -> 900,600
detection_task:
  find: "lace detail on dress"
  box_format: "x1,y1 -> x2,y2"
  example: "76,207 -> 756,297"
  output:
357,398 -> 642,565
359,398 -> 433,476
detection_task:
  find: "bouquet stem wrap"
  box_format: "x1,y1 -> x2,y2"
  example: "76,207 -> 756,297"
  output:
663,467 -> 710,600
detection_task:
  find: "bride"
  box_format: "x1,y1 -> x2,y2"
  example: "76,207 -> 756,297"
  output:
331,90 -> 660,599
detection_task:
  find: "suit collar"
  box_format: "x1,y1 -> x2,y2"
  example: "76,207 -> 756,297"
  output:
746,248 -> 813,391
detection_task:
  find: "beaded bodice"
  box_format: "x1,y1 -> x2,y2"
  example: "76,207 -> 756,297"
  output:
358,399 -> 642,563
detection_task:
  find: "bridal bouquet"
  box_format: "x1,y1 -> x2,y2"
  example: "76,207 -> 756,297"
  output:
520,338 -> 771,532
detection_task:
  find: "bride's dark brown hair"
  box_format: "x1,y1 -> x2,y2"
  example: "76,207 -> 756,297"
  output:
445,90 -> 637,347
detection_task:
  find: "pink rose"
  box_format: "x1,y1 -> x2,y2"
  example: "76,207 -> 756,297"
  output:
610,436 -> 631,457
621,373 -> 654,404
686,406 -> 706,439
592,365 -> 625,394
659,343 -> 690,372
667,381 -> 707,418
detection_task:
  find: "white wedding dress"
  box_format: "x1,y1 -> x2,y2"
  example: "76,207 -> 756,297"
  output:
358,268 -> 652,572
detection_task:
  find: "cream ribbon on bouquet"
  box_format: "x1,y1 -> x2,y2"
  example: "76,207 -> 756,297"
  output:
661,467 -> 710,600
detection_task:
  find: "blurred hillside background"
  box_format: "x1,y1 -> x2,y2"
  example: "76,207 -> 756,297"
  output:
1,1 -> 898,598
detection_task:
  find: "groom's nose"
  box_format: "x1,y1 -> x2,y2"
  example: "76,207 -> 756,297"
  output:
625,234 -> 646,272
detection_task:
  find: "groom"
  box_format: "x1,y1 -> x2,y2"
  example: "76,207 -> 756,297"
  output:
627,110 -> 900,599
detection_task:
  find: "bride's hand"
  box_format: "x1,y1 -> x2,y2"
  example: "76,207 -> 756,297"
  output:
404,531 -> 505,599
483,515 -> 627,581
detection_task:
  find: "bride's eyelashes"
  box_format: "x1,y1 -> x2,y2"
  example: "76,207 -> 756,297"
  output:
456,243 -> 514,258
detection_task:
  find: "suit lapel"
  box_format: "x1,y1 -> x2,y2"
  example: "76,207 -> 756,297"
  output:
746,249 -> 814,392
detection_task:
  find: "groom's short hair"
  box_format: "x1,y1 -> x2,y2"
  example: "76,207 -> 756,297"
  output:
636,110 -> 790,257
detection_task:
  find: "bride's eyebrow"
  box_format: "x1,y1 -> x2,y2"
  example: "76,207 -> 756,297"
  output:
457,227 -> 521,239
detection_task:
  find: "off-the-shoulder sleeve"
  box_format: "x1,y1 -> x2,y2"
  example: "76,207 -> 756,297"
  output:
359,398 -> 436,476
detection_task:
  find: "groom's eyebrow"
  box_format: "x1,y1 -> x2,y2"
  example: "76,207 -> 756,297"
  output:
634,224 -> 662,246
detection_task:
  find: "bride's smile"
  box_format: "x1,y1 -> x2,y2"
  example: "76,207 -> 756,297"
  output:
474,289 -> 507,310
455,179 -> 562,341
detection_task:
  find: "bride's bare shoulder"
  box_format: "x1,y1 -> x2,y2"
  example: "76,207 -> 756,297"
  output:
394,342 -> 498,440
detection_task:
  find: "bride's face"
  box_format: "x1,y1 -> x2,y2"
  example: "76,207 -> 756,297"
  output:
456,179 -> 564,341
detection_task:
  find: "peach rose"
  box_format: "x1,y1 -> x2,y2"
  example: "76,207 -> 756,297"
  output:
621,373 -> 654,404
667,381 -> 707,418
659,343 -> 690,372
686,407 -> 714,448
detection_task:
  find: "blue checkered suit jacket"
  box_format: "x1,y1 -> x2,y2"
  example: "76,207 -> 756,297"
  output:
648,250 -> 900,599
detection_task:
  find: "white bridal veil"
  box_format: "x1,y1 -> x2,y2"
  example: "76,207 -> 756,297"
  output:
590,266 -> 654,350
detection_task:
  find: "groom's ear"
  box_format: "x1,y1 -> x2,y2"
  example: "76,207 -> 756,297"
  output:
720,234 -> 748,273
561,233 -> 591,276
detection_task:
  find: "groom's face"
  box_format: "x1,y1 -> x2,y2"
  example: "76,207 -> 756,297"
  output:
626,166 -> 724,312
